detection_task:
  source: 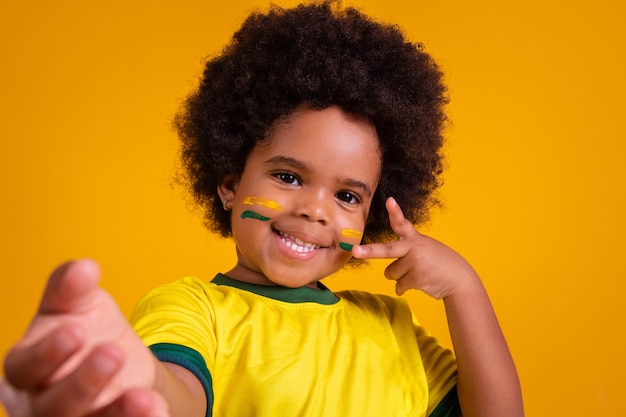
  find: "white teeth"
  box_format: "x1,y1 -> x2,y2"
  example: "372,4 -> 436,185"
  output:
279,232 -> 320,253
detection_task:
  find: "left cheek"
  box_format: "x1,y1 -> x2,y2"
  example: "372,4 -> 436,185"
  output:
237,195 -> 285,221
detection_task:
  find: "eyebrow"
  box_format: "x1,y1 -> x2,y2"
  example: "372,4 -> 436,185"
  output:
264,155 -> 373,197
265,155 -> 306,170
344,178 -> 373,197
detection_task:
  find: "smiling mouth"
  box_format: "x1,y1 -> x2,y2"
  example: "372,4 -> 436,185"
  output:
277,231 -> 321,254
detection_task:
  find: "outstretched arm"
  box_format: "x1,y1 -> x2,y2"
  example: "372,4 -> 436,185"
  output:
1,260 -> 205,417
353,197 -> 524,417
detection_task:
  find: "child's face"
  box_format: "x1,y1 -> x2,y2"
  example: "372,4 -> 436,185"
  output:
219,106 -> 381,288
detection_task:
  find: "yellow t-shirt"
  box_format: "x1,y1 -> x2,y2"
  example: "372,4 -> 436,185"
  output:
130,274 -> 459,417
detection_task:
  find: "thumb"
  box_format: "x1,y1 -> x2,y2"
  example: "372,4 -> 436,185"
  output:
38,259 -> 101,315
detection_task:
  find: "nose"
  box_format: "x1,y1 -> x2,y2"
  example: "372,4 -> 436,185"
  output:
294,188 -> 331,225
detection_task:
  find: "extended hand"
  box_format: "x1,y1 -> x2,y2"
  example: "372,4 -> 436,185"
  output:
1,260 -> 169,417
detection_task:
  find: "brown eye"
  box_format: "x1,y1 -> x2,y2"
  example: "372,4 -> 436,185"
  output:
276,172 -> 300,185
336,191 -> 360,204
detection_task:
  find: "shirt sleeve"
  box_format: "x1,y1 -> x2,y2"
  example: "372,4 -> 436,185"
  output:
129,277 -> 217,417
149,343 -> 214,417
412,314 -> 460,416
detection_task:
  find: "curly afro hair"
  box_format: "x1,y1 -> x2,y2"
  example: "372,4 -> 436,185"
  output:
175,0 -> 448,244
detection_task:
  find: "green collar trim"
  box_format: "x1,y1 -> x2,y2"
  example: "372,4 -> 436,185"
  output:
212,274 -> 339,305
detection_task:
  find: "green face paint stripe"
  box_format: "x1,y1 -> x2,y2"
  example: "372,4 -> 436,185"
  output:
241,210 -> 271,221
339,242 -> 354,252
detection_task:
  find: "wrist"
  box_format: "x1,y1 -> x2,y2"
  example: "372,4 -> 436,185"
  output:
441,270 -> 484,301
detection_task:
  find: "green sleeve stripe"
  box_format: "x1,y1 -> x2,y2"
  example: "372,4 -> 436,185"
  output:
149,343 -> 214,417
429,385 -> 461,417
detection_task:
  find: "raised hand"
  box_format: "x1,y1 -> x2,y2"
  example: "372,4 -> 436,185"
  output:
352,197 -> 480,299
1,260 -> 169,417
355,198 -> 525,417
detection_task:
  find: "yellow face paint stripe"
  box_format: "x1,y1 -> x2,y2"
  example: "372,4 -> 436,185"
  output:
341,229 -> 363,239
243,196 -> 283,211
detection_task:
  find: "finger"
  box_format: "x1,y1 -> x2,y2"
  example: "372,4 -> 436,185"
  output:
0,378 -> 30,417
394,277 -> 412,297
352,240 -> 409,260
351,199 -> 417,260
31,343 -> 123,417
39,259 -> 101,315
381,260 -> 414,297
96,388 -> 170,417
385,197 -> 419,239
4,324 -> 84,390
383,258 -> 410,282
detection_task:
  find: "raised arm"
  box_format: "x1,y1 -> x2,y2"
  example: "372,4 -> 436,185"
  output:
353,197 -> 524,417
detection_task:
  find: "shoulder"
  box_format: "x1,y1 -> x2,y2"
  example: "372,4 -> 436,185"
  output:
335,289 -> 413,321
129,276 -> 223,322
142,276 -> 215,296
336,289 -> 409,309
138,276 -> 217,302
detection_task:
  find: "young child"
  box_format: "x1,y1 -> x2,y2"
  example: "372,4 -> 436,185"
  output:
1,2 -> 523,417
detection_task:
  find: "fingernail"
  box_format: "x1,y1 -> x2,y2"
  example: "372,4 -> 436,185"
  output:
91,347 -> 122,376
54,326 -> 83,354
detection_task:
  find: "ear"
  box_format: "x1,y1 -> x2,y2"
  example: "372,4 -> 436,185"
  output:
217,174 -> 239,210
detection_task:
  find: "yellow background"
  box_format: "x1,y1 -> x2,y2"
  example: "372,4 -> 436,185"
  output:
1,1 -> 624,415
